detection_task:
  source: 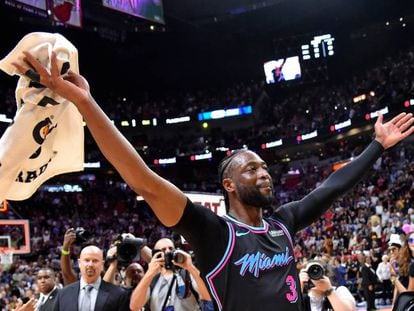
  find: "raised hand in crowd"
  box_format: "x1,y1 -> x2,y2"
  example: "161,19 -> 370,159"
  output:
60,228 -> 77,285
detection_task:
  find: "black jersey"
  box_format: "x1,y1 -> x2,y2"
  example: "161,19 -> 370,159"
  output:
173,141 -> 383,310
209,214 -> 302,310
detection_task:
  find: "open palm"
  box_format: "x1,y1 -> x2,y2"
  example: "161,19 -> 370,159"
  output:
375,112 -> 414,149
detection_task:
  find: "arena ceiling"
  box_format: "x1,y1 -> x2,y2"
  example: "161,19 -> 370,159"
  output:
163,0 -> 410,30
0,0 -> 413,91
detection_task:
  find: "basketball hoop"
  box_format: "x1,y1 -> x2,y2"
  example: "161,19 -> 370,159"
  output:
0,248 -> 13,265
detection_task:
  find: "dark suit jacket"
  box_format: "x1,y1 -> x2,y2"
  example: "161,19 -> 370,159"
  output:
53,280 -> 130,311
40,287 -> 59,311
361,264 -> 378,287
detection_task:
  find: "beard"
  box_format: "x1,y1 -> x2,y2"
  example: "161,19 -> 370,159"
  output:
236,183 -> 274,208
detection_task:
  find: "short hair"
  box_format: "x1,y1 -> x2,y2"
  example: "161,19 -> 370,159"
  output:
217,149 -> 247,211
37,267 -> 55,278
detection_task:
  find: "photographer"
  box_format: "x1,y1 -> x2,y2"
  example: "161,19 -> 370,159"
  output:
104,246 -> 145,292
60,227 -> 94,286
59,228 -> 78,286
103,240 -> 147,293
299,260 -> 355,311
130,238 -> 213,311
103,233 -> 149,292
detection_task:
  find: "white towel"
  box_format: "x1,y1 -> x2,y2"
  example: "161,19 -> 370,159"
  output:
0,32 -> 84,201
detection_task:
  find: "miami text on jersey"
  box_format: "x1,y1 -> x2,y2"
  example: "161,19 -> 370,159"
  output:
234,246 -> 293,277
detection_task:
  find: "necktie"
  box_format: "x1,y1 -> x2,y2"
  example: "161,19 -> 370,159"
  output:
80,285 -> 93,311
37,295 -> 46,311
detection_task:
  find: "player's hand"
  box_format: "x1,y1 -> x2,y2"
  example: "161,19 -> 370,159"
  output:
375,112 -> 414,149
12,51 -> 90,105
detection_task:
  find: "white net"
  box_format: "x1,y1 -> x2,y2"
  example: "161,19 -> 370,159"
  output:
0,249 -> 13,265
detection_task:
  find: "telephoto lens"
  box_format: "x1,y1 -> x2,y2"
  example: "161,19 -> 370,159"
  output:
307,263 -> 324,280
173,251 -> 186,264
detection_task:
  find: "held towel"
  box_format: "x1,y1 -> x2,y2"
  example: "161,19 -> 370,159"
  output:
0,32 -> 84,201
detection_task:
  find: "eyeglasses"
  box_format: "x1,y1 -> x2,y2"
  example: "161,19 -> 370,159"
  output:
408,238 -> 414,244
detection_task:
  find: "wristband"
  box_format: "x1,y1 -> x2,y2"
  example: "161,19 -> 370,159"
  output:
61,248 -> 70,256
324,288 -> 334,297
106,255 -> 117,262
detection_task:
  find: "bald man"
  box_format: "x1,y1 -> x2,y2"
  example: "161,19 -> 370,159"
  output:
53,245 -> 129,311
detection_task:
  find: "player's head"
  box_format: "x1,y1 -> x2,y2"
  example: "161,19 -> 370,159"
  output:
218,149 -> 274,211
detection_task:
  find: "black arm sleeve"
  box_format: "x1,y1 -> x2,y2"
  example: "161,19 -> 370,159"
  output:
276,140 -> 384,232
172,199 -> 229,277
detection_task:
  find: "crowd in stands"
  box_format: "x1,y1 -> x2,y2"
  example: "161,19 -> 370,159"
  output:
98,46 -> 414,159
0,135 -> 414,309
2,44 -> 414,310
1,47 -> 414,163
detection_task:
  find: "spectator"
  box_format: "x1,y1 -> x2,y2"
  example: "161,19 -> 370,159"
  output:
358,253 -> 378,311
124,263 -> 144,290
36,268 -> 59,311
376,255 -> 392,305
393,230 -> 414,295
299,259 -> 355,311
130,238 -> 212,311
388,233 -> 403,274
60,228 -> 77,286
54,245 -> 129,311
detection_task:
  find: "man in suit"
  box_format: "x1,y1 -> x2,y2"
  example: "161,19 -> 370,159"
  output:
54,245 -> 130,311
36,268 -> 59,311
359,253 -> 378,311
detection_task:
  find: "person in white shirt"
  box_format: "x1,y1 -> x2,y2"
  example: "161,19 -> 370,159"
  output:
376,255 -> 392,305
299,260 -> 356,311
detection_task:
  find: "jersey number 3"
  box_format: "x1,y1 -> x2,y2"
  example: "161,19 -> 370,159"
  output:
285,275 -> 298,303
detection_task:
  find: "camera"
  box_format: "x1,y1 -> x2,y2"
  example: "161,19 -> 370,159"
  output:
75,227 -> 92,245
306,263 -> 325,280
114,234 -> 147,267
152,249 -> 186,270
164,251 -> 186,270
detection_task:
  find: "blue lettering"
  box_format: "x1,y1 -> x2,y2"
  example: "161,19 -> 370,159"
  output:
234,247 -> 293,278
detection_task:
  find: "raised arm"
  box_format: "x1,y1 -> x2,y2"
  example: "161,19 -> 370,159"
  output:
173,250 -> 213,301
60,228 -> 78,285
281,112 -> 414,231
130,252 -> 164,311
103,246 -> 120,285
14,52 -> 187,227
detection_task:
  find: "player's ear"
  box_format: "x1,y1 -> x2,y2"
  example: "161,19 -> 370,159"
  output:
223,178 -> 235,193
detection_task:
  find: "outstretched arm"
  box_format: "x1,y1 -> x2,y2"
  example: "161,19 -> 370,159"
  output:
281,112 -> 414,231
14,52 -> 187,227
